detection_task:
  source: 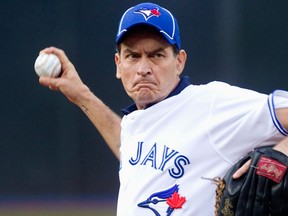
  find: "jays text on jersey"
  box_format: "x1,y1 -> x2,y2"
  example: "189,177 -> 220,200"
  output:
117,76 -> 288,216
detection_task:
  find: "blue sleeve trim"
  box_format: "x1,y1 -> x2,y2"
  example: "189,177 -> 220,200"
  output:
268,90 -> 288,136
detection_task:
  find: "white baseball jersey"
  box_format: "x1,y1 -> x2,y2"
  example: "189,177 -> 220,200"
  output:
117,78 -> 288,216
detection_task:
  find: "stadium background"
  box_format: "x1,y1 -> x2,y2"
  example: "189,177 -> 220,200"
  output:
0,0 -> 287,215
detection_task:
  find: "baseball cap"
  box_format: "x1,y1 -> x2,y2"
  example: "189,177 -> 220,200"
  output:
116,2 -> 181,50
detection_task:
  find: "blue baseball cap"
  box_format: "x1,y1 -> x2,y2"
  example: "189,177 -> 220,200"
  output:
116,2 -> 181,50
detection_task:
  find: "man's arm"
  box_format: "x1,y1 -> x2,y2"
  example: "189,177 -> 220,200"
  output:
38,46 -> 121,159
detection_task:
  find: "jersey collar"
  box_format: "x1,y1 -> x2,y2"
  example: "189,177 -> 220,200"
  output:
121,76 -> 191,115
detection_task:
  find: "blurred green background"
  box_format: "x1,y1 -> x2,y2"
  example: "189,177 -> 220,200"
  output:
0,0 -> 287,214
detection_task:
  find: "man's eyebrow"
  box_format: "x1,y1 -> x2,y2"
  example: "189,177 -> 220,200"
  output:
147,47 -> 166,54
122,48 -> 143,58
122,46 -> 168,54
122,47 -> 137,54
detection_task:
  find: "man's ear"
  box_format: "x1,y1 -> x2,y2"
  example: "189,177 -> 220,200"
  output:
176,49 -> 187,76
115,53 -> 121,79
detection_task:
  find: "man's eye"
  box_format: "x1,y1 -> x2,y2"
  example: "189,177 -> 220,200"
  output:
156,53 -> 164,58
127,54 -> 138,59
152,53 -> 164,59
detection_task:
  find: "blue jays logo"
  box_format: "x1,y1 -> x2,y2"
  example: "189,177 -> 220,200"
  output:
138,184 -> 186,216
134,7 -> 161,21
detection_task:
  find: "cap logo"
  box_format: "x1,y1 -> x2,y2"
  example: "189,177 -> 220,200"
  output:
134,7 -> 161,21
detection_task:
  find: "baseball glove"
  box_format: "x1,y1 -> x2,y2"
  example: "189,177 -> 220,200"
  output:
215,146 -> 288,216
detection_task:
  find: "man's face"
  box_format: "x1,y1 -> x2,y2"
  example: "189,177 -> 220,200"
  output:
115,29 -> 186,110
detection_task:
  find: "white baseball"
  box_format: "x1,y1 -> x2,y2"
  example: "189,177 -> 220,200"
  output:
34,53 -> 61,77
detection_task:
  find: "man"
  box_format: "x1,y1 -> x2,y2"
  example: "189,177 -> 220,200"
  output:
38,2 -> 288,215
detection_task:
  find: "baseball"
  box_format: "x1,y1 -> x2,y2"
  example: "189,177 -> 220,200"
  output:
34,53 -> 61,77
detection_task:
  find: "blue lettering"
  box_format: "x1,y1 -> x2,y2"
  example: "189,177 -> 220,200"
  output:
158,146 -> 178,171
128,142 -> 190,179
141,143 -> 157,169
129,142 -> 144,165
169,155 -> 190,179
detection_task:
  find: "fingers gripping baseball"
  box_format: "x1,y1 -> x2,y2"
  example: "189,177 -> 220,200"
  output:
38,47 -> 88,104
38,47 -> 77,88
39,47 -> 70,69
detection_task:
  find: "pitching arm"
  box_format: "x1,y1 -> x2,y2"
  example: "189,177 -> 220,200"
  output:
38,46 -> 121,159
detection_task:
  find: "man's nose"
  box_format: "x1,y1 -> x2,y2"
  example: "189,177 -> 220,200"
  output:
137,58 -> 152,76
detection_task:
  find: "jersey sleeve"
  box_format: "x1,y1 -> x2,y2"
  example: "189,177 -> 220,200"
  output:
207,82 -> 288,164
